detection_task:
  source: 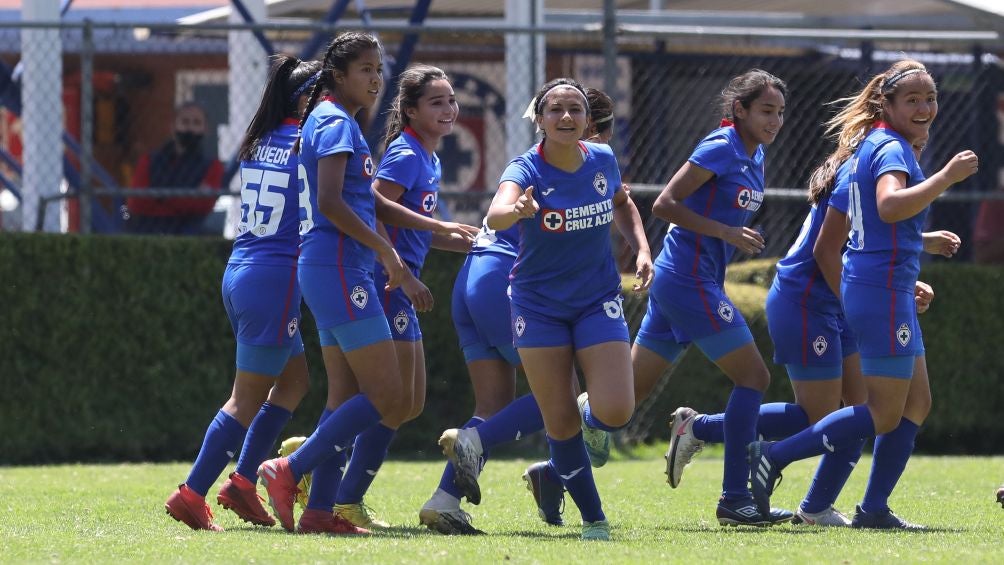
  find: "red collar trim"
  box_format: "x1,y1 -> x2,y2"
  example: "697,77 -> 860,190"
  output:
873,121 -> 891,129
282,117 -> 299,125
536,140 -> 588,165
720,118 -> 735,127
321,95 -> 340,105
403,126 -> 425,144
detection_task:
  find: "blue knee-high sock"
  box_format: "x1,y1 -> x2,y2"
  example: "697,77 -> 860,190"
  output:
691,413 -> 724,442
476,394 -> 545,449
722,386 -> 763,499
770,405 -> 876,469
800,438 -> 865,514
287,394 -> 382,480
235,402 -> 293,482
437,417 -> 485,499
304,409 -> 345,511
757,403 -> 810,440
691,402 -> 810,444
186,410 -> 247,496
860,418 -> 919,513
548,433 -> 604,523
335,423 -> 396,505
583,397 -> 624,432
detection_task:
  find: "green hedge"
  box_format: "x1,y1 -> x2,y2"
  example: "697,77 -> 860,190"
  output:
1,234 -> 1000,464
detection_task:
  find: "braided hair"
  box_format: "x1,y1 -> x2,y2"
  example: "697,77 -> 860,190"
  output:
292,32 -> 382,153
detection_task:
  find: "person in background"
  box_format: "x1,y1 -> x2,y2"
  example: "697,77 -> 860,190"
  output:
127,102 -> 222,235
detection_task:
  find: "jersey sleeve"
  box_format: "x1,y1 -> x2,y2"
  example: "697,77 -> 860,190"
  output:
871,140 -> 911,179
828,164 -> 851,214
310,112 -> 355,159
375,141 -> 420,191
688,134 -> 733,177
828,184 -> 850,214
499,156 -> 535,189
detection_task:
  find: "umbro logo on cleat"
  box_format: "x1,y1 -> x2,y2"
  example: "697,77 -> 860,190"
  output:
735,504 -> 759,518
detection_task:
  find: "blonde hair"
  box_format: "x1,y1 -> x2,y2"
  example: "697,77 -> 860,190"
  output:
808,59 -> 931,203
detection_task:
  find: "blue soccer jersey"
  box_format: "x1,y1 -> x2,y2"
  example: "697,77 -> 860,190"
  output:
298,97 -> 377,269
655,124 -> 766,282
773,160 -> 852,315
376,127 -> 441,270
843,125 -> 927,292
229,119 -> 302,266
503,141 -> 622,318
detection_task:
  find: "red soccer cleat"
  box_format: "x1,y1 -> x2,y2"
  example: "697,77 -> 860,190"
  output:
165,484 -> 224,531
258,457 -> 300,531
217,472 -> 276,527
297,508 -> 371,535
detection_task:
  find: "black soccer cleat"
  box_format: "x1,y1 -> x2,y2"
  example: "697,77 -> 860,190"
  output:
851,505 -> 926,530
747,440 -> 783,518
716,496 -> 793,527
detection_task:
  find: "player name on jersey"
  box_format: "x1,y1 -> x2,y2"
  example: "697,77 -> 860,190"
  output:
252,144 -> 293,166
541,200 -> 614,232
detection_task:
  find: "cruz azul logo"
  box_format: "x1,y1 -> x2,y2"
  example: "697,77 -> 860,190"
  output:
420,191 -> 437,214
541,200 -> 614,233
362,155 -> 375,178
734,186 -> 763,212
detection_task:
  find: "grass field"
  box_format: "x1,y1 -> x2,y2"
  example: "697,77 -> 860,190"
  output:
2,447 -> 1001,563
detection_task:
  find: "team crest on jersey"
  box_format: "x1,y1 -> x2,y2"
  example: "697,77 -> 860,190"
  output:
813,335 -> 828,357
350,286 -> 369,309
420,191 -> 438,214
394,310 -> 409,334
593,172 -> 608,196
896,323 -> 911,347
362,155 -> 374,178
734,186 -> 763,212
717,301 -> 734,323
541,209 -> 565,232
514,315 -> 526,337
287,317 -> 299,338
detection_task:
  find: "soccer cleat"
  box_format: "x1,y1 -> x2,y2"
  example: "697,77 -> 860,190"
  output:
277,436 -> 312,510
257,457 -> 300,532
418,506 -> 484,535
577,393 -> 611,468
581,519 -> 611,541
521,461 -> 565,526
216,472 -> 276,527
997,486 -> 1004,508
851,505 -> 926,530
716,496 -> 794,527
792,505 -> 851,527
438,427 -> 484,505
334,502 -> 390,529
297,508 -> 371,535
747,440 -> 783,517
165,484 -> 224,531
665,407 -> 704,488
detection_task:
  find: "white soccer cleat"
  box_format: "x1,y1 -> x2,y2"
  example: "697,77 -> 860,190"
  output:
438,427 -> 484,505
664,406 -> 704,488
792,505 -> 852,527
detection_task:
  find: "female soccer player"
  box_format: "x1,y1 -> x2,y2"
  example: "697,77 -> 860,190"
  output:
455,77 -> 647,541
664,140 -> 947,526
164,56 -> 320,531
255,32 -> 473,535
628,69 -> 794,526
748,59 -> 978,530
328,64 -> 478,530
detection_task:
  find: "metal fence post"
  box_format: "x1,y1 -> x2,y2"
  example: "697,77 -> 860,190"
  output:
602,0 -> 618,152
80,18 -> 94,235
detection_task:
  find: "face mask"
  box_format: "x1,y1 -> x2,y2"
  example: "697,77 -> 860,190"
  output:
175,131 -> 203,151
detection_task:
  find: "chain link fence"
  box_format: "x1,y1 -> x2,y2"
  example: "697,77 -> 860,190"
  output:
3,18 -> 1004,443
